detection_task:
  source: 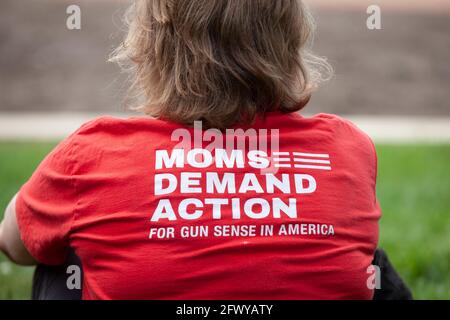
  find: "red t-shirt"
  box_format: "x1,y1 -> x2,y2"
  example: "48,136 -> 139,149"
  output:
16,112 -> 381,299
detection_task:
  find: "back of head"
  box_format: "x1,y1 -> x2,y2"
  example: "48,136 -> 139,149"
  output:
112,0 -> 332,129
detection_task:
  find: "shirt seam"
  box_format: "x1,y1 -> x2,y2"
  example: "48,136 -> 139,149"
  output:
66,135 -> 82,246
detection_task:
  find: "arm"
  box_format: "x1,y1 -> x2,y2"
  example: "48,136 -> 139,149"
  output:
0,193 -> 37,265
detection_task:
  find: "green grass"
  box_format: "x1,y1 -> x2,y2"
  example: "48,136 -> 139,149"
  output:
376,144 -> 450,299
0,142 -> 449,299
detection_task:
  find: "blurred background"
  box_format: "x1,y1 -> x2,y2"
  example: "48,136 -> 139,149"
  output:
0,0 -> 449,299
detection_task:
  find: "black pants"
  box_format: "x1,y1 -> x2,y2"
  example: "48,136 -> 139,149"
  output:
32,249 -> 412,300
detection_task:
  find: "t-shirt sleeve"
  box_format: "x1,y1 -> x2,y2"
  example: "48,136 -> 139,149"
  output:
15,133 -> 80,265
318,113 -> 380,203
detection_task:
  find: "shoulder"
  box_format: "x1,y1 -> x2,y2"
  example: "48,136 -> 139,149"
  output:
67,115 -> 180,140
73,116 -> 159,135
311,113 -> 378,167
46,116 -> 171,174
313,113 -> 375,146
313,113 -> 360,130
62,115 -> 180,155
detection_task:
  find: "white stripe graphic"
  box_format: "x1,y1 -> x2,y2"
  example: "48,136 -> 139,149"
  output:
273,158 -> 290,162
293,158 -> 331,164
274,164 -> 292,168
294,164 -> 332,171
292,152 -> 329,158
272,152 -> 290,156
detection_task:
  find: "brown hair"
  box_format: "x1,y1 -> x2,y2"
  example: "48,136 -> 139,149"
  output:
111,0 -> 332,129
